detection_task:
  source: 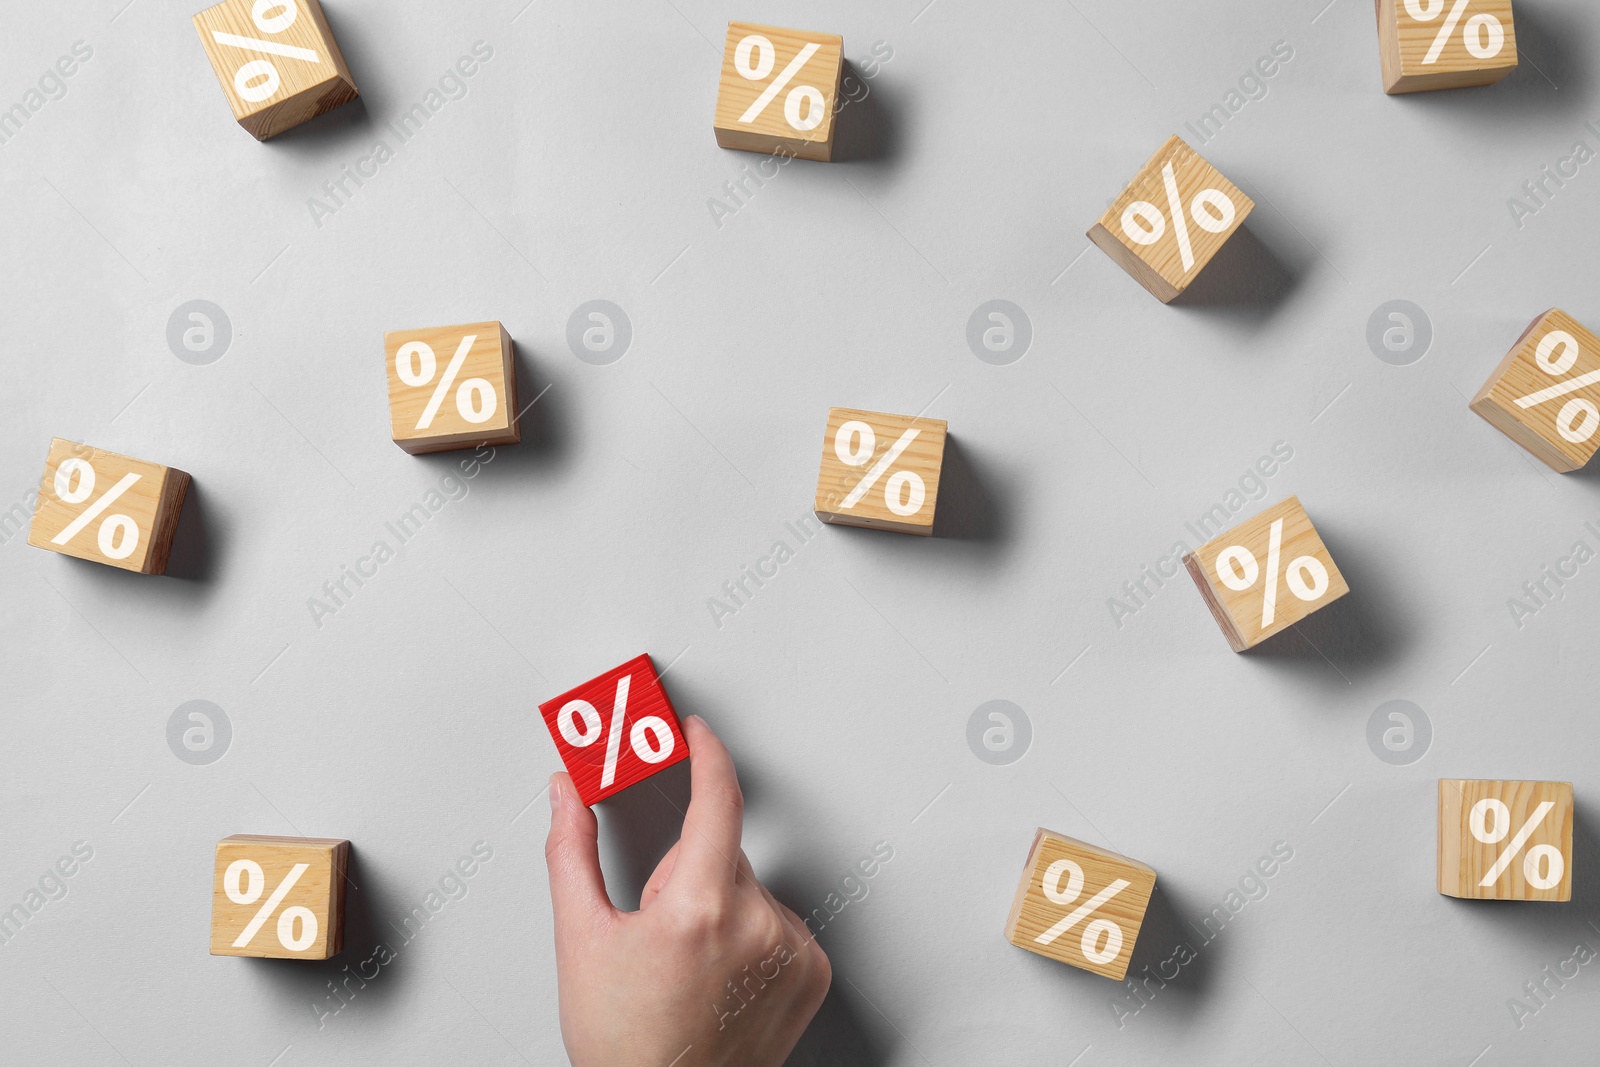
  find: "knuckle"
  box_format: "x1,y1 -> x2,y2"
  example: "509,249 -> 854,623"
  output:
706,781 -> 745,819
542,829 -> 568,866
808,944 -> 834,996
671,892 -> 733,938
543,825 -> 592,875
749,909 -> 787,950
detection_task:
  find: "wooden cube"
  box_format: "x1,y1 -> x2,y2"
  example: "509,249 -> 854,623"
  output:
28,439 -> 190,575
1183,495 -> 1349,652
814,408 -> 946,536
1470,310 -> 1600,473
1439,780 -> 1571,901
385,321 -> 521,455
1004,828 -> 1156,981
210,835 -> 349,959
539,654 -> 689,807
1088,135 -> 1253,303
193,0 -> 359,141
1377,0 -> 1517,94
714,23 -> 843,163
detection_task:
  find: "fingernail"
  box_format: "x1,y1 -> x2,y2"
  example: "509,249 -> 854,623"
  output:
549,777 -> 562,812
686,714 -> 704,729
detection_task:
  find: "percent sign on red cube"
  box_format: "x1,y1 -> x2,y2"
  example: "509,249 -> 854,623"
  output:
539,654 -> 688,806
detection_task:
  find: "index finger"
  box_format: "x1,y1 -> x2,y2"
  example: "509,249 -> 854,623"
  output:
669,715 -> 746,891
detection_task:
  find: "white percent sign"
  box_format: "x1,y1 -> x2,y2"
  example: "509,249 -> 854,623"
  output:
1471,798 -> 1564,889
734,34 -> 826,132
211,0 -> 322,104
1215,517 -> 1330,630
1513,330 -> 1600,445
1406,0 -> 1505,65
395,334 -> 498,430
49,458 -> 141,560
225,859 -> 319,951
1034,859 -> 1129,966
835,421 -> 925,517
558,674 -> 676,790
1120,161 -> 1237,275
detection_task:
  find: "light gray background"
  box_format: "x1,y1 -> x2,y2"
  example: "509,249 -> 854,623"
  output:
3,0 -> 1599,1063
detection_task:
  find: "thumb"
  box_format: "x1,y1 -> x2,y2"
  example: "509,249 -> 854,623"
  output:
544,773 -> 615,937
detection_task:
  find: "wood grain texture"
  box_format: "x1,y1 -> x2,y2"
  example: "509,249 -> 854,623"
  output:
193,0 -> 358,141
384,321 -> 521,455
1087,135 -> 1253,303
714,23 -> 843,163
1470,309 -> 1600,473
1438,780 -> 1572,901
537,654 -> 689,807
1182,495 -> 1348,652
814,407 -> 946,535
1004,828 -> 1156,981
27,438 -> 190,575
1377,0 -> 1517,94
210,835 -> 349,959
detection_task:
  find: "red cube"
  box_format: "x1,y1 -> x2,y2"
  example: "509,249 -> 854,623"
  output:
539,654 -> 689,806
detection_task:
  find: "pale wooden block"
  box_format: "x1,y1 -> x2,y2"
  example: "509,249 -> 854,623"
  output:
1004,828 -> 1156,981
384,321 -> 522,455
714,22 -> 843,163
1182,495 -> 1349,652
1470,309 -> 1600,473
210,835 -> 349,959
28,438 -> 190,575
1377,0 -> 1517,94
1087,135 -> 1253,303
814,407 -> 946,535
193,0 -> 358,141
1438,780 -> 1572,901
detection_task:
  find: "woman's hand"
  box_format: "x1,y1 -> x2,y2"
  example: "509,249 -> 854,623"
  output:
545,715 -> 831,1067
